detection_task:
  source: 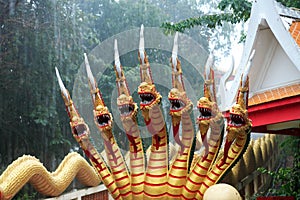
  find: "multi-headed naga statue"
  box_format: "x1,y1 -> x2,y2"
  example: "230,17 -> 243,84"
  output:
0,25 -> 253,200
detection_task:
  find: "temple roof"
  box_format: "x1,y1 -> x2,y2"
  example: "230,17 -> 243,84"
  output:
220,0 -> 300,112
220,0 -> 300,135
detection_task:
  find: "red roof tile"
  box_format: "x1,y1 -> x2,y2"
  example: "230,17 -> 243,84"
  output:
289,21 -> 300,47
249,83 -> 300,106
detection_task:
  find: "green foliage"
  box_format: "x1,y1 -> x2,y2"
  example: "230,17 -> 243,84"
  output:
258,136 -> 300,199
161,0 -> 252,33
30,105 -> 58,126
276,0 -> 300,9
161,0 -> 300,35
14,185 -> 38,200
0,0 -> 90,176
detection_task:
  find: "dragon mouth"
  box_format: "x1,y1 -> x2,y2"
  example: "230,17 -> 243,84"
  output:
197,107 -> 212,120
96,114 -> 111,128
118,104 -> 135,116
228,113 -> 245,127
139,93 -> 155,106
169,99 -> 185,111
73,124 -> 88,137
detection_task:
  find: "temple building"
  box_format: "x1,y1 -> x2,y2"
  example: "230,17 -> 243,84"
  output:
220,0 -> 300,136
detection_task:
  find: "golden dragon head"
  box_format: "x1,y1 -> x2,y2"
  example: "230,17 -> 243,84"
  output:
137,25 -> 162,111
219,50 -> 255,167
84,54 -> 113,138
167,33 -> 194,150
55,68 -> 90,149
168,33 -> 193,118
226,77 -> 252,137
114,40 -> 138,122
197,52 -> 223,137
226,51 -> 255,137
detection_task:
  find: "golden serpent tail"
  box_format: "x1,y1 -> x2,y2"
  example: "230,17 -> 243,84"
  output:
0,152 -> 101,200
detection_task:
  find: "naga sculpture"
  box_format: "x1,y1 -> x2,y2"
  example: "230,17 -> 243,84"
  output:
0,25 -> 254,200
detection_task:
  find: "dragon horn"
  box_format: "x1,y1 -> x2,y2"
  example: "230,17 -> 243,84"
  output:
139,24 -> 145,65
114,39 -> 130,96
55,67 -> 69,103
171,32 -> 178,69
203,51 -> 216,102
138,24 -> 153,84
237,49 -> 255,109
55,67 -> 80,121
171,32 -> 185,92
84,53 -> 106,109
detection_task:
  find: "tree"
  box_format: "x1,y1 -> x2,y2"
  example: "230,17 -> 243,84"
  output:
161,0 -> 300,34
0,0 -> 90,171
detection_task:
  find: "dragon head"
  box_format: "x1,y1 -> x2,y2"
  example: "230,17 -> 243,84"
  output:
70,112 -> 91,150
117,94 -> 138,121
169,32 -> 193,118
226,97 -> 251,137
197,51 -> 223,137
228,103 -> 248,125
137,26 -> 162,111
93,104 -> 113,134
84,54 -> 113,138
55,68 -> 91,149
226,52 -> 254,137
68,104 -> 89,138
113,39 -> 139,122
168,88 -> 192,117
197,97 -> 215,134
220,51 -> 254,166
167,33 -> 194,150
138,82 -> 162,110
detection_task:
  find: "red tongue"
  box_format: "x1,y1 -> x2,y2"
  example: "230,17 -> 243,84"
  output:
173,123 -> 185,154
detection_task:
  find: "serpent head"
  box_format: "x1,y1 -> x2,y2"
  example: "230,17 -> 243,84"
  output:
197,96 -> 214,134
114,39 -> 139,122
94,105 -> 113,134
138,82 -> 162,110
117,94 -> 138,121
226,103 -> 251,136
168,88 -> 192,117
70,115 -> 91,150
